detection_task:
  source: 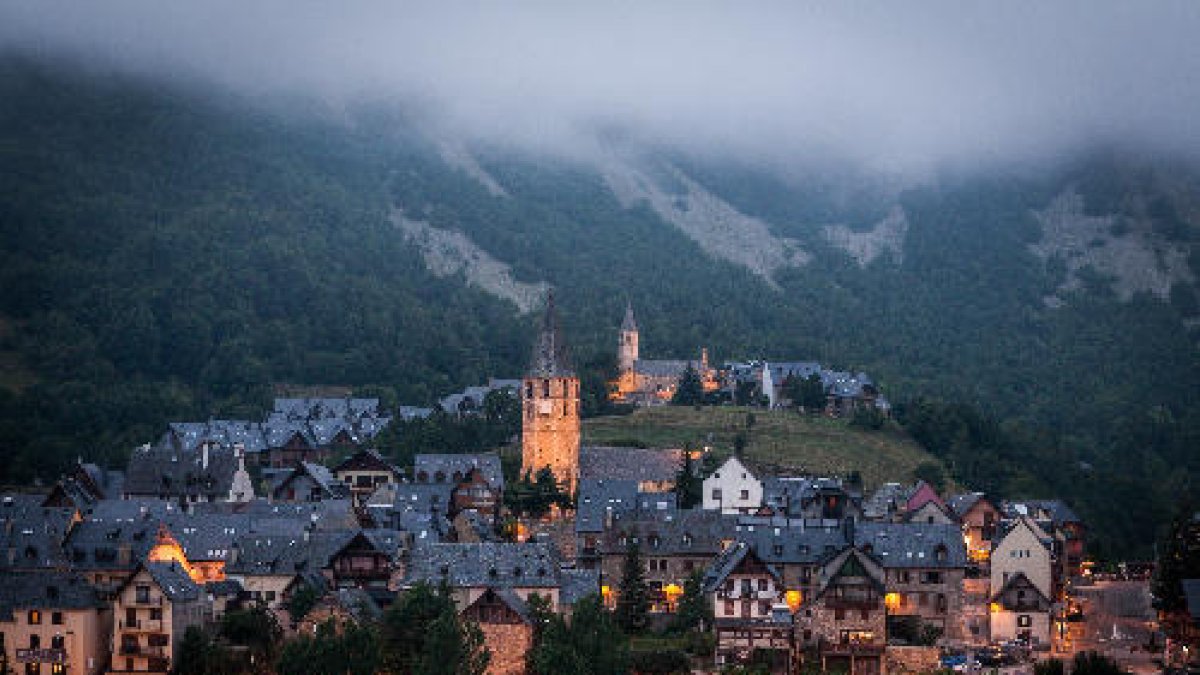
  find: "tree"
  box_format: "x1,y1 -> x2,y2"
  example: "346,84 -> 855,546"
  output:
798,373 -> 826,412
616,540 -> 650,633
528,595 -> 630,675
382,583 -> 456,673
506,467 -> 572,519
670,570 -> 712,633
1069,651 -> 1128,675
417,603 -> 490,675
671,365 -> 704,406
172,626 -> 232,675
220,605 -> 282,665
285,582 -> 321,623
674,448 -> 702,509
1152,502 -> 1200,612
733,432 -> 748,458
1034,659 -> 1066,675
276,619 -> 381,675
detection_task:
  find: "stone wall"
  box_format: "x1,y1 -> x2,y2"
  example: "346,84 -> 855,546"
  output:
884,646 -> 940,675
481,622 -> 533,675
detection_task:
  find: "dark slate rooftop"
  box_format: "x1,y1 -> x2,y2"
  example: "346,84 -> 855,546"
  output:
598,509 -> 737,556
854,522 -> 968,569
227,530 -> 358,577
702,541 -> 782,593
145,561 -> 202,602
633,359 -> 696,378
527,291 -> 574,378
946,492 -> 986,518
405,542 -> 564,589
0,494 -> 75,570
1000,500 -> 1082,526
580,446 -> 679,484
575,479 -> 677,534
0,571 -> 103,620
414,453 -> 504,489
123,443 -> 241,499
560,568 -> 601,606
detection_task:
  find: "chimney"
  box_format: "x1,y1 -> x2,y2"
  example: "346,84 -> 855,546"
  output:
118,543 -> 131,567
843,516 -> 855,545
201,442 -> 210,471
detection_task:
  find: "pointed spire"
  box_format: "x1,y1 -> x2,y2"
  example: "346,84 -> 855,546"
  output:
621,300 -> 638,332
528,289 -> 575,378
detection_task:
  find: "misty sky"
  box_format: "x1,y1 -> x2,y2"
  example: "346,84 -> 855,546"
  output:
3,2 -> 1199,170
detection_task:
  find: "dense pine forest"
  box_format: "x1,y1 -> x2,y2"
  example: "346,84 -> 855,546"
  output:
1,57 -> 1197,558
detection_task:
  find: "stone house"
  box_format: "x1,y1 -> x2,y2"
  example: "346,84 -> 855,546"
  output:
856,522 -> 968,641
460,588 -> 534,675
0,570 -> 110,675
947,493 -> 1000,566
798,546 -> 887,675
296,587 -> 382,636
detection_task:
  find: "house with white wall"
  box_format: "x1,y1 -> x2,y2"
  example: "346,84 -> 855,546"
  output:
702,456 -> 763,514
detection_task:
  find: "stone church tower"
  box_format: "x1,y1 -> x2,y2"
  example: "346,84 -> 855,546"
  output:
618,302 -> 639,373
521,292 -> 581,493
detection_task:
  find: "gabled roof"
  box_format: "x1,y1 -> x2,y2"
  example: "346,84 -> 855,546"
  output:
334,449 -> 398,475
702,541 -> 782,593
599,509 -> 735,557
527,291 -> 574,378
946,492 -> 993,518
143,561 -> 203,602
990,570 -> 1050,605
815,545 -> 886,599
466,588 -> 532,623
274,462 -> 350,500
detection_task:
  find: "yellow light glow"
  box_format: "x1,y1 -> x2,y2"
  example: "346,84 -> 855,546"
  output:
786,590 -> 803,611
664,583 -> 684,598
885,592 -> 901,611
601,585 -> 612,597
989,602 -> 1002,613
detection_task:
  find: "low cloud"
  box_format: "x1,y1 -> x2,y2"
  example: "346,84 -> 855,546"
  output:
3,1 -> 1199,170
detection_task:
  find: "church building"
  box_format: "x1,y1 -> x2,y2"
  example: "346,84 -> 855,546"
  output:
521,293 -> 581,493
610,304 -> 720,405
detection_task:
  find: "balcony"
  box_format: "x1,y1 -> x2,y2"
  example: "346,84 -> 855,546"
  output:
118,644 -> 167,657
131,595 -> 163,607
120,618 -> 165,632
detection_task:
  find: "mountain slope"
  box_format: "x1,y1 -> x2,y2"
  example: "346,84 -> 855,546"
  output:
1,58 -> 1197,556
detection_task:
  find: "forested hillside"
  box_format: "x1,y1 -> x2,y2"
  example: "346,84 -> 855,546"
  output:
1,57 -> 1197,557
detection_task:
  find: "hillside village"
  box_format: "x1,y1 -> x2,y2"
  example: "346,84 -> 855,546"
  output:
0,299 -> 1107,675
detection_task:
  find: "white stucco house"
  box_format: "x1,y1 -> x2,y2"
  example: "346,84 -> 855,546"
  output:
702,456 -> 763,514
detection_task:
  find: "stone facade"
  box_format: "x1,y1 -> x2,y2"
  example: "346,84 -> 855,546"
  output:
521,294 -> 580,493
478,621 -> 532,675
884,645 -> 941,675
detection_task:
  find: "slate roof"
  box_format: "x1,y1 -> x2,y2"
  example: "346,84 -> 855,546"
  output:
576,479 -> 677,534
414,453 -> 504,489
227,530 -> 358,577
946,492 -> 986,518
702,541 -> 783,593
580,446 -> 679,484
527,291 -> 574,378
1001,500 -> 1082,526
737,524 -> 851,566
855,522 -> 967,568
863,483 -> 910,520
123,443 -> 241,500
397,406 -> 434,421
405,542 -> 563,589
633,359 -> 695,378
766,362 -> 822,383
274,462 -> 351,500
598,509 -> 736,556
0,494 -> 75,570
822,371 -> 876,399
145,561 -> 203,602
0,571 -> 104,620
560,568 -> 601,606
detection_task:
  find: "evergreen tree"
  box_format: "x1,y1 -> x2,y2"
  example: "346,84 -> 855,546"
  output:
416,603 -> 491,675
674,448 -> 702,509
798,373 -> 826,412
1152,502 -> 1200,612
276,619 -> 381,675
528,595 -> 630,675
616,540 -> 651,633
671,365 -> 704,406
671,570 -> 712,633
381,583 -> 455,673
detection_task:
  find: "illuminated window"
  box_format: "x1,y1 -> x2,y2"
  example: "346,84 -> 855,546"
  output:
27,610 -> 41,625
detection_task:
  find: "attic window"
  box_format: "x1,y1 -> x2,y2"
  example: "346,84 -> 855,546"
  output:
513,568 -> 523,577
488,567 -> 498,578
537,568 -> 546,577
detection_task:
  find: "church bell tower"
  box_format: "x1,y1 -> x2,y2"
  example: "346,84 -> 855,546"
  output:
618,302 -> 639,373
521,291 -> 581,493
